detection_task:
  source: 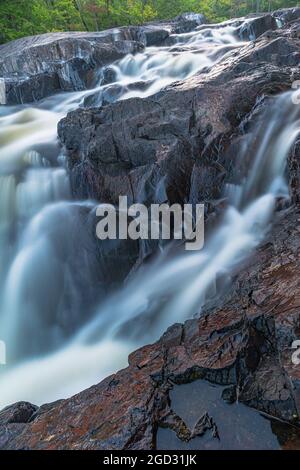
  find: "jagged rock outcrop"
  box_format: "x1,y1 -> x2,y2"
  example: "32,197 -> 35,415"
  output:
58,15 -> 300,211
0,14 -> 207,105
239,13 -> 277,40
1,204 -> 300,450
2,7 -> 300,450
0,32 -> 143,105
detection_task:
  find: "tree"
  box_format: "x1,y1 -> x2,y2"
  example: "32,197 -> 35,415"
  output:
73,0 -> 89,30
1,0 -> 300,45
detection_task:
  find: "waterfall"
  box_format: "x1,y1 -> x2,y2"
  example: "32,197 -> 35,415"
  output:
0,20 -> 298,408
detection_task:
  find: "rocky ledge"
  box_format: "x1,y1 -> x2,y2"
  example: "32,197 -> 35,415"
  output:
2,7 -> 300,450
0,8 -> 298,105
58,8 -> 300,211
0,12 -> 206,105
1,203 -> 300,450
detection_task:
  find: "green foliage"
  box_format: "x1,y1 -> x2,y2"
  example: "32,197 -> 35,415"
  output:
0,0 -> 299,44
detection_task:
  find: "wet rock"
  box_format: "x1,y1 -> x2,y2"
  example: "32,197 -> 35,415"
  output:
274,7 -> 300,24
192,412 -> 219,439
0,33 -> 145,104
239,14 -> 277,41
101,65 -> 118,85
0,402 -> 38,426
1,205 -> 300,449
135,25 -> 170,46
172,13 -> 206,34
0,13 -> 208,105
288,137 -> 300,204
222,386 -> 237,404
59,21 -> 300,209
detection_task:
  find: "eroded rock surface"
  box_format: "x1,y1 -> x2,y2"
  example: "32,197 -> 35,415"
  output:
1,203 -> 300,450
58,11 -> 300,213
0,14 -> 207,105
1,8 -> 297,105
2,8 -> 300,450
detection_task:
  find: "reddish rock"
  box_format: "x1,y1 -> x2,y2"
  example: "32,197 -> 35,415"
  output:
1,206 -> 300,449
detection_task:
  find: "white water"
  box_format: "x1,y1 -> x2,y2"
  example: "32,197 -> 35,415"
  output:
0,21 -> 299,408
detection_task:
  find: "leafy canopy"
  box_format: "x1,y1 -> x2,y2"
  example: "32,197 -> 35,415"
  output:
0,0 -> 299,44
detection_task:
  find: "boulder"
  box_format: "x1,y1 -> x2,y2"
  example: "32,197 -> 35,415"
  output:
0,402 -> 37,426
3,9 -> 300,451
273,7 -> 300,24
239,14 -> 277,40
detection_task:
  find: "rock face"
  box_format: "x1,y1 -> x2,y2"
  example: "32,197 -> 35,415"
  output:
0,32 -> 142,105
58,12 -> 300,211
0,8 -> 297,105
239,13 -> 277,40
1,204 -> 300,450
0,14 -> 207,105
2,7 -> 300,450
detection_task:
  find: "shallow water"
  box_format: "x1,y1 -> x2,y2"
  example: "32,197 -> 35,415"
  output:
157,380 -> 300,450
0,20 -> 299,409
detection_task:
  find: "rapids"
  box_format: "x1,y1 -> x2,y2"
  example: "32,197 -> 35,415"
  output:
0,19 -> 299,408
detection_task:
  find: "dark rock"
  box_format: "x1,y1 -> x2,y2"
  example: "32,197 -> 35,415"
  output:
239,14 -> 278,41
0,13 -> 208,105
192,412 -> 219,439
172,12 -> 206,34
0,32 -> 145,104
135,25 -> 170,46
59,24 -> 300,209
273,7 -> 300,24
101,66 -> 118,85
222,386 -> 237,404
0,402 -> 38,426
1,205 -> 300,449
288,138 -> 300,204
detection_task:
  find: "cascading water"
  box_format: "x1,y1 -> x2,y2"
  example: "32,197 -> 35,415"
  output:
0,20 -> 298,409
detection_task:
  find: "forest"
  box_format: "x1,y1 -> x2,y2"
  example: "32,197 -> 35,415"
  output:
0,0 -> 299,44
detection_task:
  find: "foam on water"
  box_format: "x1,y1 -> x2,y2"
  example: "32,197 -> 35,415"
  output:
1,21 -> 298,408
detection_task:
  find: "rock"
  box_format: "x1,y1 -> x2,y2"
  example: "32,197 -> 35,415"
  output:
0,402 -> 37,426
221,386 -> 237,404
101,65 -> 118,85
239,14 -> 278,41
273,7 -> 300,24
0,32 -> 145,104
288,137 -> 300,205
172,12 -> 206,33
135,25 -> 170,46
59,22 -> 300,210
0,14 -> 207,105
1,205 -> 300,449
